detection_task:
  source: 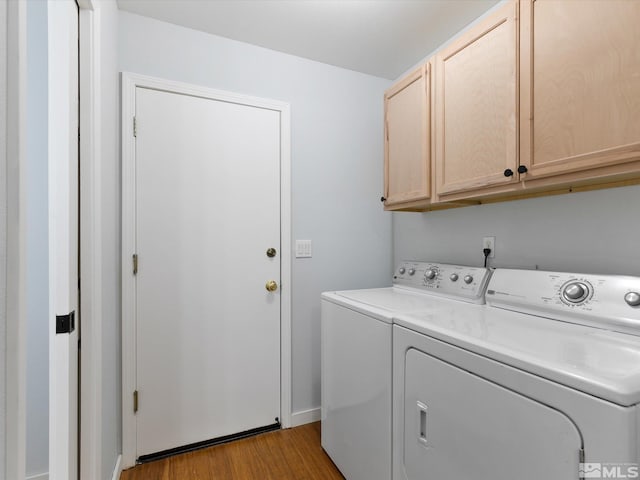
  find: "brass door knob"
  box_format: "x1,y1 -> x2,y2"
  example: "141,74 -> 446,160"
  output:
265,280 -> 278,292
266,248 -> 277,258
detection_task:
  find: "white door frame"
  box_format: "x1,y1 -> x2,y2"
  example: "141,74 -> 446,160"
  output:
3,2 -> 104,478
77,1 -> 105,479
120,72 -> 292,469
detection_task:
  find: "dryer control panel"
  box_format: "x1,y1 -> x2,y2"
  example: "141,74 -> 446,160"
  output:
393,262 -> 492,304
486,268 -> 640,336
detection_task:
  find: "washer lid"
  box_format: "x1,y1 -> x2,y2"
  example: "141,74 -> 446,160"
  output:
394,303 -> 640,406
321,287 -> 462,323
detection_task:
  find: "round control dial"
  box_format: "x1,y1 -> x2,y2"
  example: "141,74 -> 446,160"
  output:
424,269 -> 438,281
625,292 -> 640,307
450,273 -> 459,282
398,267 -> 406,275
463,275 -> 473,284
408,268 -> 416,276
561,281 -> 591,304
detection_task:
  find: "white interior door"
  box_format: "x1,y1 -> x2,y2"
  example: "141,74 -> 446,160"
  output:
48,0 -> 79,479
134,87 -> 281,458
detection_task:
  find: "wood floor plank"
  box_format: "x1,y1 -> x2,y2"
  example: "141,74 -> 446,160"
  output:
120,422 -> 345,480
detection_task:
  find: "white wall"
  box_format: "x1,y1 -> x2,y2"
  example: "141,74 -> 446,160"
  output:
0,0 -> 8,474
118,11 -> 393,415
97,2 -> 121,478
5,0 -> 28,477
26,0 -> 49,476
394,185 -> 640,275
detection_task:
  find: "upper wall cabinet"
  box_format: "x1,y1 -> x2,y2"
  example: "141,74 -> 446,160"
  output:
520,0 -> 640,183
435,1 -> 519,201
383,64 -> 431,211
381,0 -> 640,212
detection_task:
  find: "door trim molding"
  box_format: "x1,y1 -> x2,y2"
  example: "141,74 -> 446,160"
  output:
120,72 -> 293,468
77,1 -> 104,479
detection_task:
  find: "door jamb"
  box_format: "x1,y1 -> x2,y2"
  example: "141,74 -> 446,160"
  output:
120,72 -> 293,469
77,1 -> 104,479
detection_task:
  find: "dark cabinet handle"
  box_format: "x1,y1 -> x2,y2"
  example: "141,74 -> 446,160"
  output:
503,169 -> 514,177
381,196 -> 387,202
518,165 -> 528,174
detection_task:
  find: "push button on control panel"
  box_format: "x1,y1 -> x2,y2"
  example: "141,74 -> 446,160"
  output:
625,292 -> 640,307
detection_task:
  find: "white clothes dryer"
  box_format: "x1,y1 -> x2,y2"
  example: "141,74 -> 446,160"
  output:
393,268 -> 640,480
321,262 -> 492,480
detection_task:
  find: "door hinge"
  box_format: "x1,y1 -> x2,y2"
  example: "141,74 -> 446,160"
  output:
133,116 -> 137,137
133,253 -> 138,275
56,311 -> 76,334
133,390 -> 139,413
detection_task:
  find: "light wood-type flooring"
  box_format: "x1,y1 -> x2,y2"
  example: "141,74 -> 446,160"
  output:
120,422 -> 345,480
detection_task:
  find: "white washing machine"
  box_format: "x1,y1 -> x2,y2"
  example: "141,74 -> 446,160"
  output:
393,268 -> 640,480
321,261 -> 492,480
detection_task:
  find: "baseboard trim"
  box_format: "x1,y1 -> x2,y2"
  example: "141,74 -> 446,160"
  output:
26,473 -> 48,480
111,454 -> 122,480
290,407 -> 321,427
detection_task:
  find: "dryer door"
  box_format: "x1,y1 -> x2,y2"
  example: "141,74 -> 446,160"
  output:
404,348 -> 582,480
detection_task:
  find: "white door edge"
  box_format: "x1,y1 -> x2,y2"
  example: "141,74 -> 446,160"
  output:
120,72 -> 293,469
49,0 -> 80,477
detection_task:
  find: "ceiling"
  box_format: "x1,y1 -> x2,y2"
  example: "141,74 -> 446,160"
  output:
116,0 -> 500,80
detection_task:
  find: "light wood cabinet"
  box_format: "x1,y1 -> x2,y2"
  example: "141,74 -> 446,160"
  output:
382,0 -> 640,212
383,64 -> 431,210
520,0 -> 640,185
435,0 -> 519,201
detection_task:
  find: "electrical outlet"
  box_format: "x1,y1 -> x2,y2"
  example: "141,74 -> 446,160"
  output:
483,236 -> 496,258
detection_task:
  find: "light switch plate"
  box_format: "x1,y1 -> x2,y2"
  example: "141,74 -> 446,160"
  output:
295,240 -> 312,258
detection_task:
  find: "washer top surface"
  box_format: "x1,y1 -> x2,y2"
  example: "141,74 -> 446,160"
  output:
394,269 -> 640,406
321,261 -> 492,323
322,286 -> 470,323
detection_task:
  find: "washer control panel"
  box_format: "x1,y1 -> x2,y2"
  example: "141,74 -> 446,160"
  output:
393,261 -> 492,303
486,269 -> 640,336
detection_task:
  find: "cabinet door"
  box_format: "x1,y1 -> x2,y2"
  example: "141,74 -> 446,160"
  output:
384,64 -> 430,208
520,0 -> 640,180
435,1 -> 518,198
